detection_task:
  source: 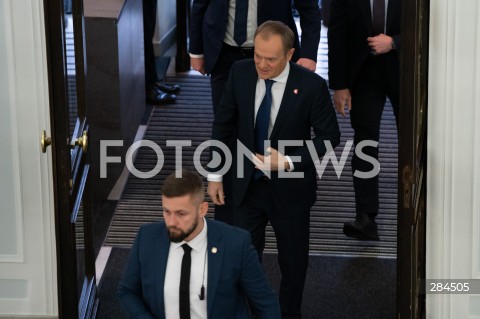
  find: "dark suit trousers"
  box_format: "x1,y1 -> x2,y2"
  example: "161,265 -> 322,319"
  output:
210,43 -> 254,112
143,0 -> 158,89
350,54 -> 399,218
235,178 -> 310,319
211,44 -> 254,224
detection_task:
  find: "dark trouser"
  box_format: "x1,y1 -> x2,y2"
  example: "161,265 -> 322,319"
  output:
350,55 -> 399,219
210,43 -> 254,112
143,0 -> 158,89
210,43 -> 254,224
235,178 -> 310,319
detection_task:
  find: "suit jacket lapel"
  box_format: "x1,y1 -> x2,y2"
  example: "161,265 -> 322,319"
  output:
154,225 -> 170,317
269,63 -> 301,140
245,64 -> 259,147
360,0 -> 373,35
205,221 -> 225,316
386,0 -> 398,32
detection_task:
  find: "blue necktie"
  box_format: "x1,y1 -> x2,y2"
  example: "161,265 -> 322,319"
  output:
254,79 -> 274,179
234,0 -> 248,46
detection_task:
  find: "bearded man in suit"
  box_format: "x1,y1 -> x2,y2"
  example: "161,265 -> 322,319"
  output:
118,170 -> 280,319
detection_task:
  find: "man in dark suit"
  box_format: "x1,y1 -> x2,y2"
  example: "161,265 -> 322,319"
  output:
208,21 -> 340,318
189,0 -> 320,110
118,170 -> 280,319
328,0 -> 401,240
190,0 -> 321,226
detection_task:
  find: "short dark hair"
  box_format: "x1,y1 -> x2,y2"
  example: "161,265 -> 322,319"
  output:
254,20 -> 294,55
161,170 -> 205,203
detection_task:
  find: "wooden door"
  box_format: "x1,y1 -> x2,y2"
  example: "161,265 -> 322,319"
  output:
43,0 -> 98,317
397,0 -> 429,318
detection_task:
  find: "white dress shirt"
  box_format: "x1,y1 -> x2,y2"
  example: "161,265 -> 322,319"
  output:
190,0 -> 257,58
224,0 -> 258,47
253,63 -> 289,137
164,219 -> 208,319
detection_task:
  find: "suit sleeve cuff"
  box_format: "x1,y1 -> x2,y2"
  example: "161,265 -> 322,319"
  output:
189,53 -> 205,58
285,156 -> 295,171
207,173 -> 223,182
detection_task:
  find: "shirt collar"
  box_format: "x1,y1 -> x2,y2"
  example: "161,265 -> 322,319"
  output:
171,218 -> 208,252
270,62 -> 290,84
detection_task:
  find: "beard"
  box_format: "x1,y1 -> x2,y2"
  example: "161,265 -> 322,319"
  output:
167,219 -> 198,243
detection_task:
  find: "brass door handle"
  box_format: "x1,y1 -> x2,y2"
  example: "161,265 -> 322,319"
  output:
75,130 -> 88,153
41,130 -> 52,153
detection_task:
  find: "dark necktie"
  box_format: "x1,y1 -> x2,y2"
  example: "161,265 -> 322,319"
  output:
234,0 -> 248,46
179,244 -> 192,319
372,0 -> 385,35
254,79 -> 274,179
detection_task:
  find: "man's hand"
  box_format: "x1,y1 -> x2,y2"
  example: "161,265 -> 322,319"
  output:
252,147 -> 290,172
208,181 -> 225,205
190,57 -> 206,75
367,34 -> 394,55
333,89 -> 352,117
296,58 -> 316,71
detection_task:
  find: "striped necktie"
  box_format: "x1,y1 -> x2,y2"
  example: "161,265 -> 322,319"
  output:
372,0 -> 385,35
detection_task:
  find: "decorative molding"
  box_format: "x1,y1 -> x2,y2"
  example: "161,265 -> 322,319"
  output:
29,0 -> 58,315
0,0 -> 24,265
0,279 -> 28,299
427,0 -> 456,317
468,296 -> 480,316
0,0 -> 57,316
427,0 -> 480,318
472,0 -> 480,280
426,0 -> 450,318
32,0 -> 58,315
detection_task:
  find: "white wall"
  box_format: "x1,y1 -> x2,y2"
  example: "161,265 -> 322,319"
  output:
0,0 -> 57,317
154,0 -> 177,56
427,0 -> 480,318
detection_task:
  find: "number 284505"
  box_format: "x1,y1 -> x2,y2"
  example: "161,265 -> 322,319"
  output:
429,282 -> 469,292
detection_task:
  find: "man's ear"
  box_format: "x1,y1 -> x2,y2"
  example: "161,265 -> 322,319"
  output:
199,201 -> 209,217
286,48 -> 295,61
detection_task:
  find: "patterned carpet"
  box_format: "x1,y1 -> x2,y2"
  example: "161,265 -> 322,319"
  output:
104,74 -> 398,257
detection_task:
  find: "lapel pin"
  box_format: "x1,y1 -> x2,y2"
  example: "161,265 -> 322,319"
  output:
211,247 -> 218,254
293,89 -> 299,95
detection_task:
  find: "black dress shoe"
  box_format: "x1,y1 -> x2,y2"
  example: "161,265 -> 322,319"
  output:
343,214 -> 379,240
146,87 -> 176,105
155,82 -> 180,94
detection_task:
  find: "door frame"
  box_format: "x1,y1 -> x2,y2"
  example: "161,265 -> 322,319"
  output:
40,0 -> 431,316
397,0 -> 430,317
43,0 -> 97,317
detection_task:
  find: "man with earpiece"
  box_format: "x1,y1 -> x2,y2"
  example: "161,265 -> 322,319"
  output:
118,170 -> 280,319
